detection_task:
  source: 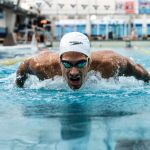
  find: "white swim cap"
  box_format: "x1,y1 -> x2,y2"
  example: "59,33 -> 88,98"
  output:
59,32 -> 91,58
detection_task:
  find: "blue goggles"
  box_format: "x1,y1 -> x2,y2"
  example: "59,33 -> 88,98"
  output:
61,59 -> 88,69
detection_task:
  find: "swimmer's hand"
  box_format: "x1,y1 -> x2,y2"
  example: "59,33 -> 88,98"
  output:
143,74 -> 150,83
16,76 -> 26,88
16,61 -> 28,88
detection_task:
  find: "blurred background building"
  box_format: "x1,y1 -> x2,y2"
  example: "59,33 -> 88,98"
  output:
0,0 -> 150,45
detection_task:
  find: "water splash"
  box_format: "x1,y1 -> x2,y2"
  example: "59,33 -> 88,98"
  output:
31,33 -> 38,52
1,66 -> 150,116
2,70 -> 147,91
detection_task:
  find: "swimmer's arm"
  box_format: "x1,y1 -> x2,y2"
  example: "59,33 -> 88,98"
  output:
126,60 -> 150,82
16,61 -> 29,88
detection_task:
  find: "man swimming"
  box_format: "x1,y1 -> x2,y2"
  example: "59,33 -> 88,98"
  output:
16,32 -> 150,90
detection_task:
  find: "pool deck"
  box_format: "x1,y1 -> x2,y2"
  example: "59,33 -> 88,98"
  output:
52,40 -> 150,48
0,40 -> 150,48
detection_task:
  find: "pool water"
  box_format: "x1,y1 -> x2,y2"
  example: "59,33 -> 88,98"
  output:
0,44 -> 150,150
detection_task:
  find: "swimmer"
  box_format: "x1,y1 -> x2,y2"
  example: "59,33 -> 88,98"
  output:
16,32 -> 150,90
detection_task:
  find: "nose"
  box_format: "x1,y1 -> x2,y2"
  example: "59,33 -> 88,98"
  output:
69,67 -> 80,77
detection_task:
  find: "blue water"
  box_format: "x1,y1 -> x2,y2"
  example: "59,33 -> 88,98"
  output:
0,45 -> 150,150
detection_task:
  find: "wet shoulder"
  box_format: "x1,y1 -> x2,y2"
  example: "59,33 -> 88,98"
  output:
32,51 -> 59,64
91,50 -> 124,61
90,50 -> 127,71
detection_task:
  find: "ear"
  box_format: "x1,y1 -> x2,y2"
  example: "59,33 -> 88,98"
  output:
87,57 -> 91,69
59,54 -> 63,64
59,58 -> 61,64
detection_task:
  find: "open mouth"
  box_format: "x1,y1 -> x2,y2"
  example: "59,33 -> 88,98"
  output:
69,76 -> 81,85
70,77 -> 80,82
68,76 -> 82,89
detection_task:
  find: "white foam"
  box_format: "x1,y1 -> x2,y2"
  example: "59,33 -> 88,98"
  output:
83,71 -> 145,91
24,75 -> 68,90
2,71 -> 147,92
0,58 -> 149,93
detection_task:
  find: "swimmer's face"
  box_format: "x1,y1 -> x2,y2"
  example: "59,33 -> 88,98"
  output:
60,52 -> 90,90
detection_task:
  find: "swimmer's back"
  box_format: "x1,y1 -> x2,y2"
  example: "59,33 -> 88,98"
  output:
90,50 -> 128,78
20,50 -> 61,80
31,50 -> 59,65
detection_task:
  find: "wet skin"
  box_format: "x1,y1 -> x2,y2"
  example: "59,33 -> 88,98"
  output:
16,50 -> 150,89
60,52 -> 90,90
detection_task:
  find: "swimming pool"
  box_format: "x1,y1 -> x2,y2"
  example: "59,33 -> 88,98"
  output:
0,43 -> 150,150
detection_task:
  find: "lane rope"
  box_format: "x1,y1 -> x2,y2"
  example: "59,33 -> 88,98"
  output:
0,57 -> 27,66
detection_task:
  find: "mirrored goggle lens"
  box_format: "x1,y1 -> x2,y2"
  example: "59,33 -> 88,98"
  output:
62,61 -> 72,68
76,60 -> 87,68
61,60 -> 87,69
